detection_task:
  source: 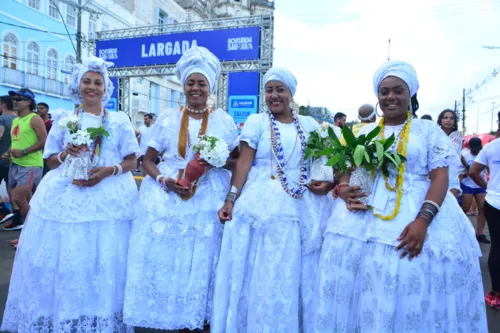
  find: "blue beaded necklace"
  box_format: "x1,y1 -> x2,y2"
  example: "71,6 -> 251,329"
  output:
268,108 -> 308,199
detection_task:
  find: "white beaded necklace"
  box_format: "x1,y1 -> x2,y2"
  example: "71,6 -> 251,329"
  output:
186,106 -> 209,114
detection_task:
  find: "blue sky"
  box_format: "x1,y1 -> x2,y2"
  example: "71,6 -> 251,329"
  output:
272,0 -> 500,134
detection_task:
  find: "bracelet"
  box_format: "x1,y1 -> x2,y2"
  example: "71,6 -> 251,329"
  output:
417,210 -> 434,224
111,166 -> 118,176
336,183 -> 349,196
57,152 -> 65,164
423,200 -> 440,212
114,164 -> 123,176
225,192 -> 237,203
156,174 -> 166,183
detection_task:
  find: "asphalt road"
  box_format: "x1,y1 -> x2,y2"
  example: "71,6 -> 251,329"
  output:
0,211 -> 498,332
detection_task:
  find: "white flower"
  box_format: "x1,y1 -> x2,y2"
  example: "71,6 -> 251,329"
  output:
318,128 -> 329,139
346,160 -> 352,169
320,122 -> 331,129
69,129 -> 93,146
193,135 -> 230,168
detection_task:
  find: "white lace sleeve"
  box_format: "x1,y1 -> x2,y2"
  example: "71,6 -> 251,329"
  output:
240,114 -> 264,149
448,130 -> 464,155
147,109 -> 179,153
212,109 -> 239,151
114,113 -> 141,159
425,121 -> 459,172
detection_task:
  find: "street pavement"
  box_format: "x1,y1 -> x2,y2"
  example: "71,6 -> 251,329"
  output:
0,210 -> 498,332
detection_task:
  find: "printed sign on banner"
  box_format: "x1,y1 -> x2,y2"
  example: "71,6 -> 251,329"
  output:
96,27 -> 261,68
229,95 -> 258,132
106,77 -> 118,111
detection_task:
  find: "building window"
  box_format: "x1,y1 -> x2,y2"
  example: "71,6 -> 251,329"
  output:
47,49 -> 59,80
66,4 -> 77,27
64,55 -> 75,84
158,10 -> 168,25
49,1 -> 59,19
89,17 -> 96,39
27,42 -> 40,75
2,34 -> 18,70
28,0 -> 41,10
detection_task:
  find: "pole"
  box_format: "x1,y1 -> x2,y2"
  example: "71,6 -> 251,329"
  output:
462,89 -> 466,133
76,0 -> 82,63
387,39 -> 391,61
492,102 -> 496,133
454,100 -> 457,113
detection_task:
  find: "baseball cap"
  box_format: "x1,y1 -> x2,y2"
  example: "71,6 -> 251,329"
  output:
8,88 -> 35,100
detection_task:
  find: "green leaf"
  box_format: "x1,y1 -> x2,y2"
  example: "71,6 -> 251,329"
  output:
304,148 -> 313,160
365,163 -> 374,171
381,165 -> 389,177
319,147 -> 334,156
353,145 -> 366,167
383,133 -> 396,150
342,126 -> 356,148
328,126 -> 341,145
365,126 -> 381,142
364,151 -> 370,163
394,153 -> 401,166
375,141 -> 384,162
384,152 -> 398,167
356,134 -> 366,146
326,154 -> 340,167
86,126 -> 110,139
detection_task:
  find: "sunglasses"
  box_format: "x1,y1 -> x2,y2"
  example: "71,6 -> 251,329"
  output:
12,96 -> 30,102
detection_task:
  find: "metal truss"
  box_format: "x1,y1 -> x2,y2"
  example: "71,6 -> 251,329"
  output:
118,77 -> 130,115
91,14 -> 274,115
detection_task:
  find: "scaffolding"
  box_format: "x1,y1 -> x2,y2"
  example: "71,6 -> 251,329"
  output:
89,14 -> 274,115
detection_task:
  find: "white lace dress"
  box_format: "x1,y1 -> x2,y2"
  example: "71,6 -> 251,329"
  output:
123,108 -> 238,330
313,119 -> 487,333
1,111 -> 140,333
211,113 -> 334,333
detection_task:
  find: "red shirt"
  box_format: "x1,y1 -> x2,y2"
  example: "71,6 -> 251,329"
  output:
44,119 -> 52,133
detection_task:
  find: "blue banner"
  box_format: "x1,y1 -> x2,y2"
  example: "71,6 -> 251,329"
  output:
96,27 -> 261,68
105,77 -> 118,111
228,72 -> 260,131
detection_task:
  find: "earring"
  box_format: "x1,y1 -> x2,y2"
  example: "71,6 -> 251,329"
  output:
375,102 -> 383,117
207,97 -> 216,110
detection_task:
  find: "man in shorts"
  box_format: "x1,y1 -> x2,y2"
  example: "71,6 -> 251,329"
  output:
2,88 -> 47,231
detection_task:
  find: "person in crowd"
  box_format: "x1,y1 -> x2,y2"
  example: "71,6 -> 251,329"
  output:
313,60 -> 487,332
0,96 -> 16,225
352,103 -> 376,136
37,102 -> 53,176
36,102 -> 52,133
461,137 -> 490,244
470,112 -> 500,310
1,89 -> 46,232
1,56 -> 140,333
134,113 -> 154,173
437,109 -> 463,198
333,111 -> 347,129
211,67 -> 334,333
123,46 -> 239,332
421,114 -> 433,120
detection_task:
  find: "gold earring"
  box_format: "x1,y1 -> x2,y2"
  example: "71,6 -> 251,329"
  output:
375,103 -> 383,117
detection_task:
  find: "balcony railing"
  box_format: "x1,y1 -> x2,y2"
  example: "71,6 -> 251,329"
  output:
250,0 -> 275,8
1,68 -> 66,97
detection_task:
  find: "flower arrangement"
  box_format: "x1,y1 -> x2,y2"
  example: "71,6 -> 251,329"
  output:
59,113 -> 109,183
192,135 -> 230,168
304,122 -> 337,182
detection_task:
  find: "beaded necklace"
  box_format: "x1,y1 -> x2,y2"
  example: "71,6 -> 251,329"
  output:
268,109 -> 308,199
372,111 -> 411,221
75,106 -> 108,166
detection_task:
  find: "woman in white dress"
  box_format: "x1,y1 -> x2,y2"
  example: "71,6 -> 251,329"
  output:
123,46 -> 239,331
212,67 -> 334,333
313,60 -> 487,333
1,56 -> 140,333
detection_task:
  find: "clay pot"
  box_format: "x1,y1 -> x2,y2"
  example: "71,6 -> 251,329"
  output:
177,153 -> 205,190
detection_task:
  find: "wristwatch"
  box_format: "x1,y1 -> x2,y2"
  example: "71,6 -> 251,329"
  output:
22,150 -> 28,156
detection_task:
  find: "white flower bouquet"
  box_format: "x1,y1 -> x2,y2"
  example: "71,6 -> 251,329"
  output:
192,135 -> 230,168
59,115 -> 109,183
305,122 -> 335,182
177,135 -> 230,190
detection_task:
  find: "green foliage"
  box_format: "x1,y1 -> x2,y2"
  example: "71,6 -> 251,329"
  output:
86,126 -> 110,139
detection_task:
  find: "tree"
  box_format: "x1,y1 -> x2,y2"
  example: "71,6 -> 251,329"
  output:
299,105 -> 310,116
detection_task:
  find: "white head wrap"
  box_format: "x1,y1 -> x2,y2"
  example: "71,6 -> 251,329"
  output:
66,55 -> 114,105
175,46 -> 221,94
263,67 -> 297,97
359,108 -> 376,121
372,60 -> 419,98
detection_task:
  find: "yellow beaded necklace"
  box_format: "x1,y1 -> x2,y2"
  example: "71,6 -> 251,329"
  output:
372,111 -> 411,221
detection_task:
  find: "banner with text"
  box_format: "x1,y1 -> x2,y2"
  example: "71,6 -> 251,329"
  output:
96,27 -> 261,68
228,72 -> 260,131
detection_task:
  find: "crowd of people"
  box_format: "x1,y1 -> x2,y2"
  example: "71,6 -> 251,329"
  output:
0,46 -> 496,333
